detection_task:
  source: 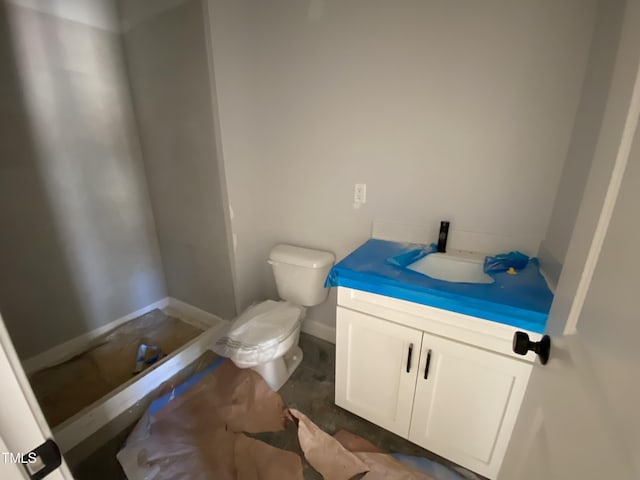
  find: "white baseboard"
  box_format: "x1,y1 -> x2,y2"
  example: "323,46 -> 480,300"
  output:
48,298 -> 229,453
53,322 -> 226,453
165,297 -> 228,330
22,298 -> 171,375
301,318 -> 336,344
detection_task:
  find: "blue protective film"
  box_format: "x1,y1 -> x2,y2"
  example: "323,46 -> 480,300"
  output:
385,244 -> 436,267
391,454 -> 474,480
484,251 -> 529,274
147,356 -> 226,416
326,239 -> 553,333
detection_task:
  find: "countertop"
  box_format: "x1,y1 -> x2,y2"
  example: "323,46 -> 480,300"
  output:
326,239 -> 553,333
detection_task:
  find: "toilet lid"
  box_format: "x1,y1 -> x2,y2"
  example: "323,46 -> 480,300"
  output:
213,300 -> 303,365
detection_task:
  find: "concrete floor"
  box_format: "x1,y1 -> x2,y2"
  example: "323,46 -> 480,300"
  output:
71,333 -> 477,479
255,333 -> 471,479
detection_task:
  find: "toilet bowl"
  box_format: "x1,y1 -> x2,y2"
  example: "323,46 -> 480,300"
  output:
213,244 -> 334,391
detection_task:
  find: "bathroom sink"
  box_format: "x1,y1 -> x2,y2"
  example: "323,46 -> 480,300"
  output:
407,253 -> 494,284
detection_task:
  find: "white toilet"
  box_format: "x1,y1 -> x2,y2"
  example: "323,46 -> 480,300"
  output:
213,244 -> 334,391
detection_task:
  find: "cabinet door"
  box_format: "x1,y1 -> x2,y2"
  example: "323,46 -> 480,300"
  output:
335,307 -> 423,438
409,334 -> 531,479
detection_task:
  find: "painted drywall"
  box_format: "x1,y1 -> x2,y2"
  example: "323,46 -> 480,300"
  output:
501,3 -> 640,475
0,2 -> 166,359
117,0 -> 191,32
7,0 -> 119,31
122,0 -> 236,320
539,0 -> 626,286
207,0 -> 597,328
575,110 -> 640,475
544,0 -> 639,337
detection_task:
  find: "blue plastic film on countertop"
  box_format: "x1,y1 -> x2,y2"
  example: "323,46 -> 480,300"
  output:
484,251 -> 529,274
325,239 -> 553,333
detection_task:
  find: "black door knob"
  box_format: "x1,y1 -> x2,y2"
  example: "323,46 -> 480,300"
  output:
512,331 -> 551,365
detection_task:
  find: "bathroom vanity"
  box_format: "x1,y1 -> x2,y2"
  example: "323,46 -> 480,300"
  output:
328,239 -> 552,479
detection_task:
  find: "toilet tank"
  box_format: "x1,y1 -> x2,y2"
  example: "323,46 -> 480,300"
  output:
268,244 -> 335,307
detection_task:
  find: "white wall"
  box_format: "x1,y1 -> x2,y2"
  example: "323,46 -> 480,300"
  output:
117,0 -> 190,32
122,0 -> 236,320
544,0 -> 639,337
501,2 -> 640,474
7,0 -> 119,31
539,0 -> 626,286
208,0 -> 597,329
0,2 -> 167,359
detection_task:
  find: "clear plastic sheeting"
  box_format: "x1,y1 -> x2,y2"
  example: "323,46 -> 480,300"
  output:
213,300 -> 303,366
118,357 -> 477,480
391,455 -> 480,480
117,360 -> 301,480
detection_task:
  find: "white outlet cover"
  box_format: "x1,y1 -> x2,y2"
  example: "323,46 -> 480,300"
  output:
354,183 -> 367,204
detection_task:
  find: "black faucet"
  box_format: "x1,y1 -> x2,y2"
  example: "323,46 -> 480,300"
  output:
437,221 -> 450,253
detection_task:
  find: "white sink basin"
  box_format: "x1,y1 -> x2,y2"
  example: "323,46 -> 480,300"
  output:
407,253 -> 494,284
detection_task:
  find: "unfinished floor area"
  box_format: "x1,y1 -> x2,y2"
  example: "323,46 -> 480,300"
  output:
71,333 -> 479,479
29,309 -> 203,427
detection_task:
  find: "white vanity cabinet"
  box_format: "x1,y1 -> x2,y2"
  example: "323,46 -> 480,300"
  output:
335,287 -> 538,479
335,307 -> 423,437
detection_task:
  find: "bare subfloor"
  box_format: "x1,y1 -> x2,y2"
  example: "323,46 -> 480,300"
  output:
29,309 -> 203,427
71,333 -> 478,479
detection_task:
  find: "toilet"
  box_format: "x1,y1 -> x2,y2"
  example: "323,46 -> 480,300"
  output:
213,244 -> 334,391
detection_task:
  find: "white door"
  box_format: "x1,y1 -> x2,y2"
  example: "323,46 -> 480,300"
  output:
409,334 -> 531,479
0,314 -> 73,480
500,2 -> 640,477
335,307 -> 423,437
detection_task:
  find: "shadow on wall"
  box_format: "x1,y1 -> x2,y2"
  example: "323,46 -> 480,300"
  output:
0,2 -> 84,360
119,0 -> 236,321
0,2 -> 166,360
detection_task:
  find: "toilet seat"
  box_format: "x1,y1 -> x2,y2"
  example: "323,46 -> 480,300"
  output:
231,327 -> 300,369
213,300 -> 304,368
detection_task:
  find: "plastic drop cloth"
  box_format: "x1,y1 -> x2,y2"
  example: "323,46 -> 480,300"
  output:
213,300 -> 304,365
330,430 -> 478,480
288,409 -> 438,480
117,359 -> 301,480
119,357 -> 479,480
